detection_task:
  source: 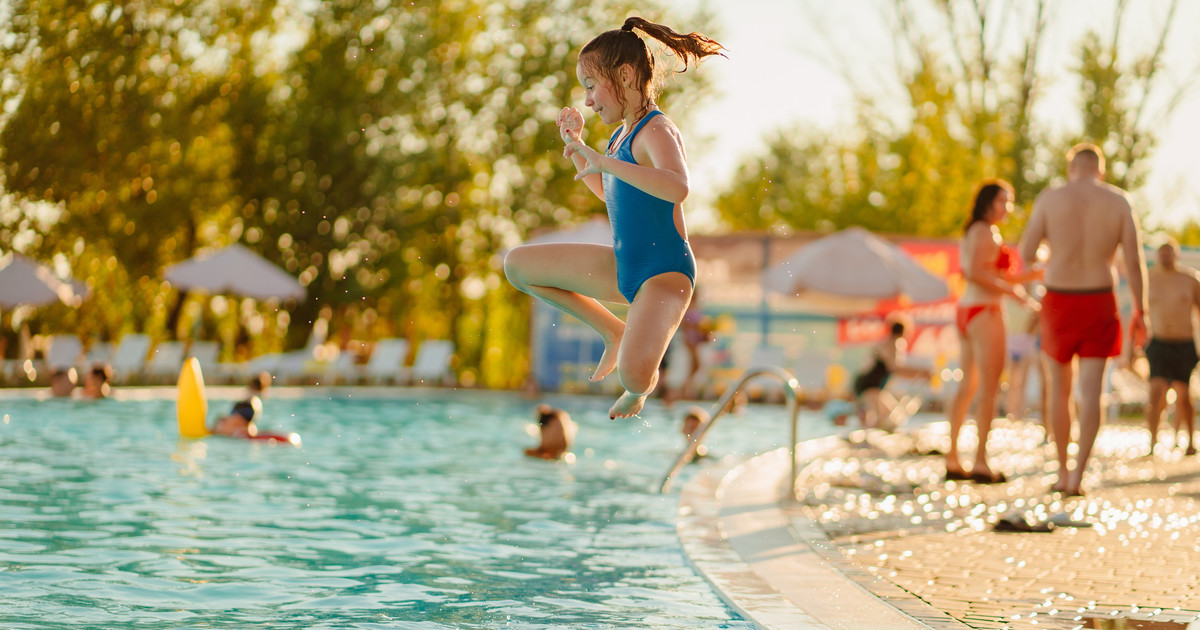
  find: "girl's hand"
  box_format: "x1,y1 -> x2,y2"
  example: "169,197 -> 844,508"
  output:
557,107 -> 584,143
564,140 -> 604,179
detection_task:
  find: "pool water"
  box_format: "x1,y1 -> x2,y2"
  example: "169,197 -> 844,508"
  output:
0,389 -> 830,629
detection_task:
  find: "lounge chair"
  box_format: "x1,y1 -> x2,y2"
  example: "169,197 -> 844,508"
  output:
45,334 -> 83,371
186,340 -> 220,377
145,341 -> 188,383
109,334 -> 151,384
408,340 -> 455,386
363,338 -> 410,385
83,341 -> 115,370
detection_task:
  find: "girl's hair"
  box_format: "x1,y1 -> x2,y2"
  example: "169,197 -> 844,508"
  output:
965,179 -> 1014,233
579,16 -> 725,116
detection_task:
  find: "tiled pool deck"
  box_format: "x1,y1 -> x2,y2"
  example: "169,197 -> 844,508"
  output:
679,417 -> 1200,629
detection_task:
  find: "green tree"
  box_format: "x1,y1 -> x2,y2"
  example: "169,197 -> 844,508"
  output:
0,0 -> 716,388
717,0 -> 1188,242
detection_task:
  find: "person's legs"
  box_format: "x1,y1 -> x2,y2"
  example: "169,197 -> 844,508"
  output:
1172,381 -> 1196,455
946,335 -> 977,476
609,272 -> 693,419
505,244 -> 626,381
1146,377 -> 1168,455
1068,357 -> 1108,495
860,389 -> 883,429
1006,352 -> 1029,420
682,341 -> 701,400
1044,353 -> 1074,492
969,309 -> 1007,478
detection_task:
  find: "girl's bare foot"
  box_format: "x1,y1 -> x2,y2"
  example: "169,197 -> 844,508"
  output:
609,391 -> 648,419
590,329 -> 623,383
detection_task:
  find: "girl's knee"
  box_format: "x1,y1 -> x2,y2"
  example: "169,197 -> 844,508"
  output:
503,249 -> 529,287
618,359 -> 658,394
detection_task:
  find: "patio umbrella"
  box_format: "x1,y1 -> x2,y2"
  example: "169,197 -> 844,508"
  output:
0,253 -> 89,308
763,227 -> 949,314
164,243 -> 305,301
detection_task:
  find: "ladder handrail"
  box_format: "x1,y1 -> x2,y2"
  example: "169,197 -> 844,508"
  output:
659,365 -> 801,493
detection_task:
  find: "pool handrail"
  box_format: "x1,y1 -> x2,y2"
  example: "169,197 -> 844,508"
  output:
659,365 -> 801,494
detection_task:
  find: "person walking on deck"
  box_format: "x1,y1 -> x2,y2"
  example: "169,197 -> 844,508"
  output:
1144,237 -> 1200,456
946,180 -> 1041,484
1018,143 -> 1148,497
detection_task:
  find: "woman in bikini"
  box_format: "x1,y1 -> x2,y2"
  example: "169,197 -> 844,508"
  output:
504,17 -> 724,420
946,180 -> 1041,483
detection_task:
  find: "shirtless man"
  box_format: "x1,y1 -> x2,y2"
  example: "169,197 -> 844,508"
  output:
1145,237 -> 1200,456
1018,143 -> 1147,496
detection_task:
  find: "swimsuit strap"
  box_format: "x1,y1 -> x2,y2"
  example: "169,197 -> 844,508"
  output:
605,110 -> 663,155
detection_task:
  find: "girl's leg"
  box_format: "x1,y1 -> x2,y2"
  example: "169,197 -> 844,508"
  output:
504,243 -> 626,381
609,272 -> 693,419
946,335 -> 977,476
969,310 -> 1007,478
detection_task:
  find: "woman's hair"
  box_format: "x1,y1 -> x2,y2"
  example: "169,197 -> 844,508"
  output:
579,16 -> 725,116
965,179 -> 1014,233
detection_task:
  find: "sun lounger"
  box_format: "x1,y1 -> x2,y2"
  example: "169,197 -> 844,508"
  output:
46,334 -> 83,371
109,334 -> 151,384
408,339 -> 455,386
363,338 -> 410,385
145,341 -> 187,383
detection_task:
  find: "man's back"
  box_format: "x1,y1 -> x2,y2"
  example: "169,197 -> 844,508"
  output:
1031,180 -> 1132,290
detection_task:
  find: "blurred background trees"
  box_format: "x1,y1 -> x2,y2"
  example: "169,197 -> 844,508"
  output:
0,0 -> 715,388
715,0 -> 1199,243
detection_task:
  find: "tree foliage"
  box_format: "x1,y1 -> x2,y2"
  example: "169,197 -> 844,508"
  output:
0,0 -> 715,387
717,0 -> 1191,242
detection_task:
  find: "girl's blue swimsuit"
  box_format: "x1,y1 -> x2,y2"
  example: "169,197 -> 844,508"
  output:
603,110 -> 696,303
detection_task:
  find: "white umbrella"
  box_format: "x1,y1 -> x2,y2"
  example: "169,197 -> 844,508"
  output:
763,227 -> 949,314
0,253 -> 89,308
164,243 -> 305,301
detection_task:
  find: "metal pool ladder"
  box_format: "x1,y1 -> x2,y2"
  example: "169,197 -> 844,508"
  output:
658,365 -> 801,494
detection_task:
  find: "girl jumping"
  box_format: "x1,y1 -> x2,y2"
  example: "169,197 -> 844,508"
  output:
504,17 -> 724,419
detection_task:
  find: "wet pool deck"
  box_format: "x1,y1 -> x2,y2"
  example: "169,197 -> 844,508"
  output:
678,417 -> 1200,629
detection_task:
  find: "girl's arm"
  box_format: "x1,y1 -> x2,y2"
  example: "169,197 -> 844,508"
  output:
565,115 -> 690,204
557,107 -> 604,200
964,226 -> 1023,297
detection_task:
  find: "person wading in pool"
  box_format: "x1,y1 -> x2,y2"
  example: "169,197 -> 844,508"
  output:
211,372 -> 271,438
504,17 -> 725,419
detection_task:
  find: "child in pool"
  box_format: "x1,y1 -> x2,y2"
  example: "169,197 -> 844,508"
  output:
524,404 -> 575,460
504,17 -> 725,419
211,372 -> 271,437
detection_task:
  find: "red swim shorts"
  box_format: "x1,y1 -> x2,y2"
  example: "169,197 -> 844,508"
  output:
1039,289 -> 1121,363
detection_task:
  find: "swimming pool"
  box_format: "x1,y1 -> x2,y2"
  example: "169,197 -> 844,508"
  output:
0,389 -> 830,628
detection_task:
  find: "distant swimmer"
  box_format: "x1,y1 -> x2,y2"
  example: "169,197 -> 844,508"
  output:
524,404 -> 575,461
504,17 -> 725,420
1019,143 -> 1147,496
1144,237 -> 1200,456
211,372 -> 272,438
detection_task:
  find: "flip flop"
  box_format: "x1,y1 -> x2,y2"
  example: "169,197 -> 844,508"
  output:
1049,513 -> 1093,528
945,468 -> 971,481
971,471 -> 1008,484
994,512 -> 1055,533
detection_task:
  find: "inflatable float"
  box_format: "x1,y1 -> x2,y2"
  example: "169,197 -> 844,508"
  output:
176,358 -> 301,446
